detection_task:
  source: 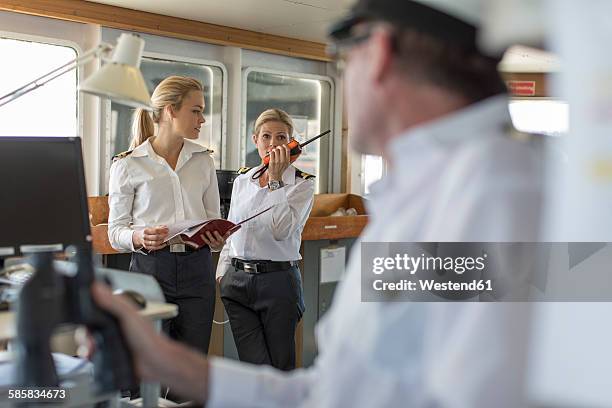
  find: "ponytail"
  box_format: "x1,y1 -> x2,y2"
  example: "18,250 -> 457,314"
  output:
130,108 -> 155,150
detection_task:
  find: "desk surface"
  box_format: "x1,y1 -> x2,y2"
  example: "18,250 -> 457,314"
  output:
0,301 -> 178,342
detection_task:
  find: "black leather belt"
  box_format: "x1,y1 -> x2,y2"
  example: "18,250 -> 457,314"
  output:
156,244 -> 202,255
231,258 -> 297,274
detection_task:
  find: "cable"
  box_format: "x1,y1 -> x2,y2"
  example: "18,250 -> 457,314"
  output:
213,319 -> 229,325
251,164 -> 268,180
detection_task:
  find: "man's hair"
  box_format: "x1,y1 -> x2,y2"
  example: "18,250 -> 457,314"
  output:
391,28 -> 506,103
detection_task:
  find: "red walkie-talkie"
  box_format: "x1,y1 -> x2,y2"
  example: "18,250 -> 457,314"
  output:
252,130 -> 331,179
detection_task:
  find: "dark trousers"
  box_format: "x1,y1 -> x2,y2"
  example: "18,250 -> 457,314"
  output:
220,265 -> 305,370
130,248 -> 215,354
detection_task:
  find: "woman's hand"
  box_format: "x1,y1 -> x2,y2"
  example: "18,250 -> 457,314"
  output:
201,230 -> 230,252
133,225 -> 169,251
267,144 -> 290,182
216,276 -> 223,285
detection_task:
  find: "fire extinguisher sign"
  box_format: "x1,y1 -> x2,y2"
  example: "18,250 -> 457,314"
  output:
506,80 -> 537,96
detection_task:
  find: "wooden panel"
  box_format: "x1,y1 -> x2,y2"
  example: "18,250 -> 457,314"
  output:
310,194 -> 349,217
302,216 -> 369,241
91,224 -> 118,254
87,196 -> 109,226
341,90 -> 350,193
208,288 -> 224,357
309,193 -> 367,217
341,126 -> 350,193
208,259 -> 224,357
303,193 -> 368,240
0,0 -> 330,62
87,196 -> 118,254
348,194 -> 367,214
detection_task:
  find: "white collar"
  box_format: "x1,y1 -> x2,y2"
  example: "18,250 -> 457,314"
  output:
130,138 -> 152,158
131,138 -> 209,159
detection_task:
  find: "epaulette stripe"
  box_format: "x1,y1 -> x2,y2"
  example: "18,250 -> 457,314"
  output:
112,150 -> 133,162
295,168 -> 316,180
237,167 -> 252,175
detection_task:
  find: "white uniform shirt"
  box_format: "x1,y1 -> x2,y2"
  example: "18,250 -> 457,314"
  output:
108,138 -> 221,252
206,95 -> 545,408
215,165 -> 315,279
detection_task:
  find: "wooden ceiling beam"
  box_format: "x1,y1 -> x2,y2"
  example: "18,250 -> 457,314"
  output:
0,0 -> 331,61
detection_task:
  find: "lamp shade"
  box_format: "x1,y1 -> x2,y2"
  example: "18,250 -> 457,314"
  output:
79,33 -> 151,110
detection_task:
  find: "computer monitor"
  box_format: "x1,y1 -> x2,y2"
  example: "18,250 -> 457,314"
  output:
216,170 -> 237,201
216,170 -> 238,219
0,137 -> 91,255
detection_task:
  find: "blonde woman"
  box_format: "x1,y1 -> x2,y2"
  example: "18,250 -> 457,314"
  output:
108,76 -> 227,354
216,108 -> 315,370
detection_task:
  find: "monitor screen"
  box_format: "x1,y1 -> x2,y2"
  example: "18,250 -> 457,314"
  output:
216,170 -> 238,201
0,137 -> 91,254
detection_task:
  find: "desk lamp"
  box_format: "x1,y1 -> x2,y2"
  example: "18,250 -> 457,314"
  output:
0,32 -> 151,109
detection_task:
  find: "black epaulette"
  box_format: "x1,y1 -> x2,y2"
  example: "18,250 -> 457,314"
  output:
112,150 -> 133,162
295,168 -> 316,180
237,167 -> 252,175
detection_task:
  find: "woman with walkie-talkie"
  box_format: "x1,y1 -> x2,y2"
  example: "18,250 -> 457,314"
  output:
216,108 -> 319,370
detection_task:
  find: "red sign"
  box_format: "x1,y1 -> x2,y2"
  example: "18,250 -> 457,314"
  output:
506,80 -> 537,96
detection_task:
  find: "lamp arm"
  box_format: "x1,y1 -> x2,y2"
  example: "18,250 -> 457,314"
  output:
0,43 -> 112,108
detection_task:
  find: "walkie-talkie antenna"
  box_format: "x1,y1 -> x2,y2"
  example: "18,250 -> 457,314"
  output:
299,129 -> 331,148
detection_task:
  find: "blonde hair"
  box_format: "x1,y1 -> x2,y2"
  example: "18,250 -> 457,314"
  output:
253,109 -> 294,139
130,76 -> 203,149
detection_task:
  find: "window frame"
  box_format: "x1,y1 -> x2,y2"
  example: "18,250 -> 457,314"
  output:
508,96 -> 569,136
241,66 -> 335,192
0,31 -> 82,138
361,154 -> 388,196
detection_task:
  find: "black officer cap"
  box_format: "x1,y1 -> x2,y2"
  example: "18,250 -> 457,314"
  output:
329,0 -> 478,52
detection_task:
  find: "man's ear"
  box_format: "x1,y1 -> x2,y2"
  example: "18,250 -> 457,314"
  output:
251,133 -> 257,146
369,28 -> 395,85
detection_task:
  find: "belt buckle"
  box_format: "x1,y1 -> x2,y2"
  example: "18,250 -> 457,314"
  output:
169,244 -> 186,253
243,263 -> 259,274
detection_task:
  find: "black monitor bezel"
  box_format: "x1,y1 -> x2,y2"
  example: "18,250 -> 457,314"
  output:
0,136 -> 92,255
